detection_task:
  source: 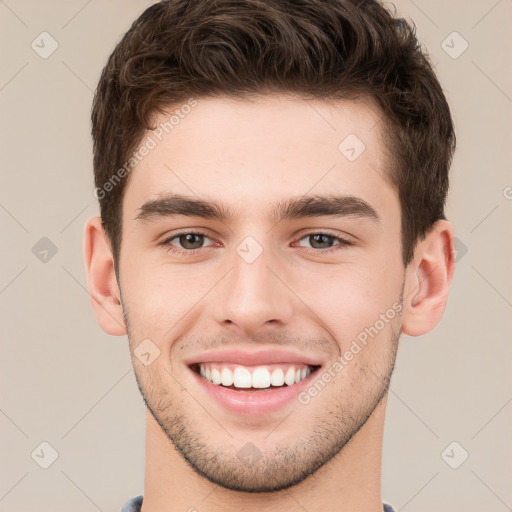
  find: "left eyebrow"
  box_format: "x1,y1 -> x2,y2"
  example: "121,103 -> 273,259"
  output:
134,193 -> 380,225
271,194 -> 380,225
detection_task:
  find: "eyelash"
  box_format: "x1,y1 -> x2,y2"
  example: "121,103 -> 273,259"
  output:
160,230 -> 353,255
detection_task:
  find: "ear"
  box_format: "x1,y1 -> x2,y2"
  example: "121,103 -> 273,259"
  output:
402,219 -> 456,336
83,216 -> 127,336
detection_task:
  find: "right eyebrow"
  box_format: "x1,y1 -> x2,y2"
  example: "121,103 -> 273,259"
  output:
134,194 -> 235,223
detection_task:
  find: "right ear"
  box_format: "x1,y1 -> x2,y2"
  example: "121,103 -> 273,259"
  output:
83,216 -> 127,336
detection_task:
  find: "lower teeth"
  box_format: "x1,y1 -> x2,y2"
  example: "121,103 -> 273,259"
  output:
223,384 -> 283,391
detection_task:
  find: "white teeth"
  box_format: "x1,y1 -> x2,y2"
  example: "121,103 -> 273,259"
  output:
270,368 -> 285,386
197,363 -> 314,389
221,367 -> 233,386
284,367 -> 296,386
252,367 -> 271,388
233,366 -> 252,388
211,368 -> 222,385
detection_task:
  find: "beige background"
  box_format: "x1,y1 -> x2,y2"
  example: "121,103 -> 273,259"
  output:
1,1 -> 511,511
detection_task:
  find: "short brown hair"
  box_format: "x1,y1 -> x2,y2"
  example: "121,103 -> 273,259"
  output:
91,0 -> 455,273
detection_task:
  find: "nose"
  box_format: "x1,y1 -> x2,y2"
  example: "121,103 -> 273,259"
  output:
212,244 -> 294,338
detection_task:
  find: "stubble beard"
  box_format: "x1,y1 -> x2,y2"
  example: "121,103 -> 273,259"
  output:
123,304 -> 401,493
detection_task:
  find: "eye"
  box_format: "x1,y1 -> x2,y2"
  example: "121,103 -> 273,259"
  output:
295,232 -> 352,251
161,231 -> 215,253
160,230 -> 352,256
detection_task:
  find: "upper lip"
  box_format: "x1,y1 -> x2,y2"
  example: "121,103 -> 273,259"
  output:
184,348 -> 323,367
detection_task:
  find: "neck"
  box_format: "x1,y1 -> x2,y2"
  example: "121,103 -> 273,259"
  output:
140,394 -> 387,512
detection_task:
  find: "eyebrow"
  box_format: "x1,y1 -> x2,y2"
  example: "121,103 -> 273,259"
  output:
135,193 -> 380,225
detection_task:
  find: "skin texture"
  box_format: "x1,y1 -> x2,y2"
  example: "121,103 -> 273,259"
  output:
84,95 -> 455,512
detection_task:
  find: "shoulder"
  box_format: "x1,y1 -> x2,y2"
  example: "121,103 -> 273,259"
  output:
121,494 -> 143,512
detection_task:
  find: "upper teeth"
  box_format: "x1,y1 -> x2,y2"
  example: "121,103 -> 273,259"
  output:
199,363 -> 312,389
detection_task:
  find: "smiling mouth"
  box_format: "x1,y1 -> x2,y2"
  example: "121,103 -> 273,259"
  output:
189,362 -> 321,391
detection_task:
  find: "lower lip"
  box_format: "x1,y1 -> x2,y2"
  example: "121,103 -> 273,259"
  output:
188,366 -> 318,416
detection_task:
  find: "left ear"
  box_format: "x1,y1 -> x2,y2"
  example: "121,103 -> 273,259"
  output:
402,219 -> 456,336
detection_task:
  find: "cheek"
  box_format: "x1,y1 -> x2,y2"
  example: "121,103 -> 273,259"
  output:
121,261 -> 216,334
290,258 -> 403,345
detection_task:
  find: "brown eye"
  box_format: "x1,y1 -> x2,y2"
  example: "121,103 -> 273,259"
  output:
295,232 -> 352,252
161,231 -> 215,254
178,233 -> 205,249
308,234 -> 335,249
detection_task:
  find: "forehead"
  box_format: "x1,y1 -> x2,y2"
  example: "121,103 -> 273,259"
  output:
122,94 -> 397,225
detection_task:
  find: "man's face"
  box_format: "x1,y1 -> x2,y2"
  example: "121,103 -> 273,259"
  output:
118,95 -> 404,492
